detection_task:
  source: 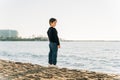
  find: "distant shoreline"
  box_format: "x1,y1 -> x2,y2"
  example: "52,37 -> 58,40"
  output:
63,40 -> 120,42
1,39 -> 120,42
0,37 -> 48,41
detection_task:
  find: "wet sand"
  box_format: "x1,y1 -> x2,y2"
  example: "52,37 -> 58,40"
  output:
0,59 -> 120,80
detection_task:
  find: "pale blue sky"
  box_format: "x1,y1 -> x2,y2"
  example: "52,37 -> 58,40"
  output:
0,0 -> 120,40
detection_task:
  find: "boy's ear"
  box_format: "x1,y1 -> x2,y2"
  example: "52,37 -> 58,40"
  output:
50,22 -> 53,25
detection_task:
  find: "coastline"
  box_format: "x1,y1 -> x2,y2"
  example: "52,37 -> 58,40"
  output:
0,59 -> 120,80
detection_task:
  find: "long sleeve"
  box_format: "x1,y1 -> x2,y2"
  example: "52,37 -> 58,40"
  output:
47,27 -> 60,45
53,29 -> 60,45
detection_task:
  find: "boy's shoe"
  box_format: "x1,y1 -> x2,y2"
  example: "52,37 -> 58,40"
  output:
48,64 -> 58,68
48,64 -> 53,67
51,65 -> 58,68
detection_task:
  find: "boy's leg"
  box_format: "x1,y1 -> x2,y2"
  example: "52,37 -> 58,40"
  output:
52,43 -> 58,65
48,43 -> 52,65
52,51 -> 57,65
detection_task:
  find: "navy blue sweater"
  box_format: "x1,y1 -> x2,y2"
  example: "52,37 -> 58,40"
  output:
47,27 -> 60,45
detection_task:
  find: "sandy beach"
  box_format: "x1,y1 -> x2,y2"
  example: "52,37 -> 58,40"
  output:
0,59 -> 120,80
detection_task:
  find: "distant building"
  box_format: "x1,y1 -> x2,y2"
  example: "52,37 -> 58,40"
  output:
0,30 -> 18,39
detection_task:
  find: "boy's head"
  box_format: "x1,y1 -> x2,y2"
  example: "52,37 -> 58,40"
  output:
49,18 -> 57,27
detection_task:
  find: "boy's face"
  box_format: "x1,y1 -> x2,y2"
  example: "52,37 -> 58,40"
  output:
50,21 -> 57,27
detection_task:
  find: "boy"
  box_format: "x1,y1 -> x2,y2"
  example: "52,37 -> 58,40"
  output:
47,18 -> 60,67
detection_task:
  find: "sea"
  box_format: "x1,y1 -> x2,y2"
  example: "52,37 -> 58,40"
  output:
0,41 -> 120,74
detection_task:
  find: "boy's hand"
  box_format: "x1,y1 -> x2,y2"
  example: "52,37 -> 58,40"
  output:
58,45 -> 60,48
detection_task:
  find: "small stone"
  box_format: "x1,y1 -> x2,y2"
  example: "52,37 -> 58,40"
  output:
66,78 -> 75,80
15,62 -> 22,64
76,77 -> 88,80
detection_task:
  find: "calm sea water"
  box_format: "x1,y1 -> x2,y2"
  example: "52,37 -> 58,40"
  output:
0,41 -> 120,74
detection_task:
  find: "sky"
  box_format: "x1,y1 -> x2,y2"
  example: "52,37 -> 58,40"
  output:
0,0 -> 120,40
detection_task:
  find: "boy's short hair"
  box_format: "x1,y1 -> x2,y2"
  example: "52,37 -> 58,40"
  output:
49,18 -> 57,24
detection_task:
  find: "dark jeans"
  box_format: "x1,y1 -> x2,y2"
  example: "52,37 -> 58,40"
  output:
49,42 -> 58,65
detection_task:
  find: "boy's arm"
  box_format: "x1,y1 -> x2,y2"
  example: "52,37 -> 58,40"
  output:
55,30 -> 60,46
56,34 -> 60,48
52,29 -> 60,46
